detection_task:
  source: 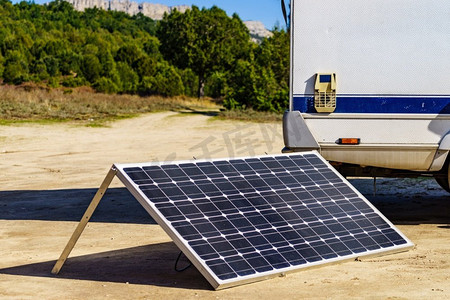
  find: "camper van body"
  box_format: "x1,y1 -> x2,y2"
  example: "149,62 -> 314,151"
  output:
283,0 -> 450,190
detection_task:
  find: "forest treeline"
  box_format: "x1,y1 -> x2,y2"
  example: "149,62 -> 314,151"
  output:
0,0 -> 289,112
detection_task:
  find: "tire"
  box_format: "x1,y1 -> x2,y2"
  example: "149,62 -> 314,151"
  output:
434,159 -> 450,193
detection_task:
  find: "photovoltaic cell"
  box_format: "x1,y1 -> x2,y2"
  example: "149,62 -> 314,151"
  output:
114,152 -> 413,290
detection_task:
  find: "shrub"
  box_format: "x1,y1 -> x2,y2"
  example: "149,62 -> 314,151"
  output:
93,76 -> 118,94
138,62 -> 184,97
116,62 -> 138,93
81,54 -> 101,82
62,76 -> 87,87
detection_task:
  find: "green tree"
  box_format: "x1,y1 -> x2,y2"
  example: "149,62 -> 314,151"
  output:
143,36 -> 161,59
255,29 -> 290,88
81,54 -> 101,82
43,56 -> 60,76
115,43 -> 142,66
116,61 -> 138,93
225,29 -> 290,112
98,48 -> 115,77
204,71 -> 226,99
224,56 -> 289,112
138,61 -> 184,97
3,50 -> 29,84
44,39 -> 67,57
0,52 -> 4,77
254,29 -> 290,112
157,6 -> 251,98
93,76 -> 118,94
180,68 -> 198,98
224,59 -> 259,110
133,55 -> 156,79
31,59 -> 49,80
59,50 -> 83,76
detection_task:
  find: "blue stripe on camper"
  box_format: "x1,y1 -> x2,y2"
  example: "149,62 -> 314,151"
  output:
293,96 -> 450,114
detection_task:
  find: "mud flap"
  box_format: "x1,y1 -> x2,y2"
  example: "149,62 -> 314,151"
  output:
283,111 -> 320,151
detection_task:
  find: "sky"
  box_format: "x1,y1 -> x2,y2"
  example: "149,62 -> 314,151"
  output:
16,0 -> 287,29
149,0 -> 286,29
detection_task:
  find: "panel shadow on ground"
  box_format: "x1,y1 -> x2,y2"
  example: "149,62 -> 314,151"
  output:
0,242 -> 210,290
0,188 -> 156,224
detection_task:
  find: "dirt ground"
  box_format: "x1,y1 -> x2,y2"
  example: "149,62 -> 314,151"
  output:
0,112 -> 449,299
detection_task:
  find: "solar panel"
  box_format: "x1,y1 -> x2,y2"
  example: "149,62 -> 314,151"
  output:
114,151 -> 413,290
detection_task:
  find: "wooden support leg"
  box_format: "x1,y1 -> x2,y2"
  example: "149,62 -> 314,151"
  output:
51,167 -> 118,275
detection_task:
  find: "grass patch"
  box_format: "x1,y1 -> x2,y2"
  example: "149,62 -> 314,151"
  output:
0,118 -> 65,126
0,84 -> 220,125
0,84 -> 283,125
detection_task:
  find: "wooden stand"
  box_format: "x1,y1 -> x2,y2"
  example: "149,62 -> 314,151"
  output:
51,167 -> 117,275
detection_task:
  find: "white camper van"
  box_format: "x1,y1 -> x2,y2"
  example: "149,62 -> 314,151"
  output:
282,0 -> 450,192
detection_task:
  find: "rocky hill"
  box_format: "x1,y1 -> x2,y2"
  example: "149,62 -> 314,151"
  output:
64,0 -> 189,18
244,20 -> 273,42
64,0 -> 272,40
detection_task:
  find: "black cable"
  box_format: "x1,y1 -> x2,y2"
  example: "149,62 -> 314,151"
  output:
174,251 -> 192,272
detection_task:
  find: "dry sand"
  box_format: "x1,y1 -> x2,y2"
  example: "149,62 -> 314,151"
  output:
0,112 -> 449,299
